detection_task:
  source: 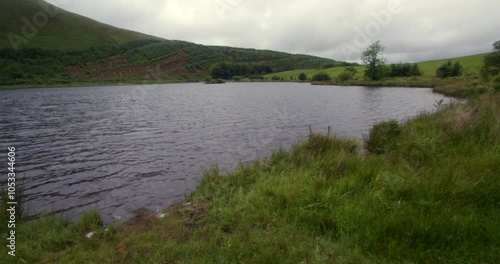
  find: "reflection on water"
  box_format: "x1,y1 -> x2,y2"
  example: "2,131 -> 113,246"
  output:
0,83 -> 453,223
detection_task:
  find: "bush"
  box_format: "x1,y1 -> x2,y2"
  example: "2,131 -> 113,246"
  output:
436,61 -> 463,78
232,75 -> 241,81
390,63 -> 422,77
272,75 -> 281,81
337,71 -> 355,82
298,73 -> 308,81
311,72 -> 332,82
204,76 -> 213,83
366,120 -> 402,154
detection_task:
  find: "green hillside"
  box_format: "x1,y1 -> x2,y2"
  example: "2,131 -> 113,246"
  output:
416,53 -> 488,77
0,0 -> 342,87
266,53 -> 489,80
0,0 -> 158,50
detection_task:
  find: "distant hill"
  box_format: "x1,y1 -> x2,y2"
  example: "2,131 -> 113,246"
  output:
0,0 -> 345,86
0,0 -> 158,50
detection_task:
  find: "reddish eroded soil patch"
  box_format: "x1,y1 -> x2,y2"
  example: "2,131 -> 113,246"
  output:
67,53 -> 194,81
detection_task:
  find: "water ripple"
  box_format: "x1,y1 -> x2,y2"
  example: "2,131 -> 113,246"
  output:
0,83 -> 454,223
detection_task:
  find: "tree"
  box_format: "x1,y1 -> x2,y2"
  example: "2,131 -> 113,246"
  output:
452,62 -> 463,77
436,61 -> 452,78
298,72 -> 308,81
482,40 -> 500,79
210,64 -> 223,79
436,61 -> 462,78
311,72 -> 332,82
389,63 -> 422,77
361,41 -> 387,80
210,62 -> 273,80
410,63 -> 422,76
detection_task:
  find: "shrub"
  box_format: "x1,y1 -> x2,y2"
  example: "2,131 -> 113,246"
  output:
204,76 -> 213,83
436,61 -> 463,78
311,72 -> 332,82
232,75 -> 241,81
366,120 -> 402,154
337,71 -> 355,82
390,63 -> 422,77
272,75 -> 281,81
298,73 -> 308,81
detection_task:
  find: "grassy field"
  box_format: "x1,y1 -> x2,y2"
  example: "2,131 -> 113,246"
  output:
2,88 -> 499,263
265,53 -> 489,80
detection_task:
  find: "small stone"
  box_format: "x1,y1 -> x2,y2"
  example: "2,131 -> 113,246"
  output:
85,232 -> 94,239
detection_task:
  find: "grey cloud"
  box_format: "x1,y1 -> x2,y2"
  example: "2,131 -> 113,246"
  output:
46,0 -> 500,63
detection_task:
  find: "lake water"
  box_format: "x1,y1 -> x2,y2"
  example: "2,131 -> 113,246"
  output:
0,82 -> 453,223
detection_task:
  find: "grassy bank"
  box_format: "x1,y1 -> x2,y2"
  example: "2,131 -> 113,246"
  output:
2,89 -> 499,263
314,75 -> 492,98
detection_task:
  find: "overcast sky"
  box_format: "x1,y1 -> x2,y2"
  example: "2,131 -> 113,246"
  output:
46,0 -> 500,63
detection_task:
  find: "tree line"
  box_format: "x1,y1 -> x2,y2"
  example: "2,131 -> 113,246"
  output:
210,62 -> 272,79
360,41 -> 469,80
361,41 -> 422,80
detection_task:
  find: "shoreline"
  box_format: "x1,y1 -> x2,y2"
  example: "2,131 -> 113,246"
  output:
0,76 -> 488,99
1,80 -> 498,262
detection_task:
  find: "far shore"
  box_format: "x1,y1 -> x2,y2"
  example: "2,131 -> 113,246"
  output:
1,75 -> 486,99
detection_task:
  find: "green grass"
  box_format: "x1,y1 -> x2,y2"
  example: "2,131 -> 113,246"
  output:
266,53 -> 489,80
2,91 -> 499,263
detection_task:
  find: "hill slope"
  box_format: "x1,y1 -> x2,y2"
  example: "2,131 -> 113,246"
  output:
0,0 -> 159,50
266,53 -> 489,80
0,0 -> 344,86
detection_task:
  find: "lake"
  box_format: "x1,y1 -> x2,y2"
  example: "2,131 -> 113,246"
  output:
0,82 -> 454,223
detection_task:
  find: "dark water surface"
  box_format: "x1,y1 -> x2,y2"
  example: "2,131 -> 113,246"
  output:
0,82 -> 453,223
